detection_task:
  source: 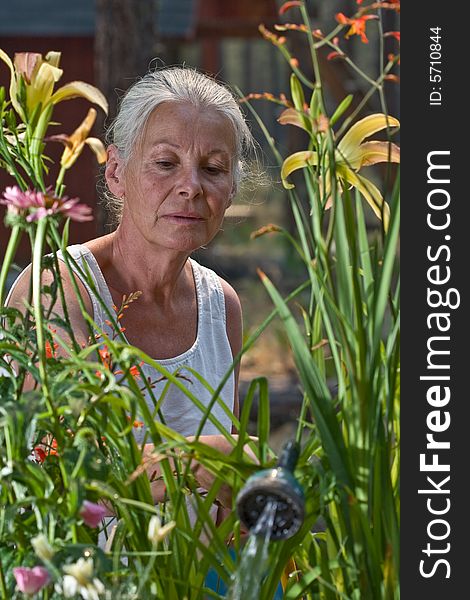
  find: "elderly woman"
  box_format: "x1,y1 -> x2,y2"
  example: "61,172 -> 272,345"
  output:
6,67 -> 255,507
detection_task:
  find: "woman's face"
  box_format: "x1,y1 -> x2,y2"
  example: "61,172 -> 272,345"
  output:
108,102 -> 236,253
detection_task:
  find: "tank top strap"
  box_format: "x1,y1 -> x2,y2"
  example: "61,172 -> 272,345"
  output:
189,258 -> 226,328
56,244 -> 115,331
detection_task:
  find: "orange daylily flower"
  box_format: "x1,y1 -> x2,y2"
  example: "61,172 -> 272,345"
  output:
47,108 -> 107,170
335,13 -> 378,44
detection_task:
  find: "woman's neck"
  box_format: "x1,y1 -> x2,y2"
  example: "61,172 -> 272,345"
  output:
86,229 -> 192,308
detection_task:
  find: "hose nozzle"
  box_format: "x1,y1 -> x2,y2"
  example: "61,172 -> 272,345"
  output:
236,440 -> 305,541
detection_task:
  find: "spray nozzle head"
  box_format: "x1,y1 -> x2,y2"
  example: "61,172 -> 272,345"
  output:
236,440 -> 305,541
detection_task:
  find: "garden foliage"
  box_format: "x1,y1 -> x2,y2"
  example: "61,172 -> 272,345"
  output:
0,2 -> 400,598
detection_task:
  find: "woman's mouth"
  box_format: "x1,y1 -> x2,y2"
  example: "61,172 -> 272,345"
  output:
162,213 -> 205,224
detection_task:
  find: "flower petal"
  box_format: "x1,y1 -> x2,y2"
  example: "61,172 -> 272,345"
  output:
13,566 -> 50,595
27,61 -> 63,114
338,140 -> 400,170
357,141 -> 400,167
339,166 -> 390,230
46,133 -> 73,147
69,108 -> 97,144
335,13 -> 350,25
277,107 -> 310,132
50,81 -> 108,114
281,150 -> 319,189
58,108 -> 101,168
45,51 -> 61,68
13,52 -> 42,84
79,500 -> 108,528
62,203 -> 94,222
85,137 -> 107,164
337,114 -> 399,161
0,48 -> 14,76
279,1 -> 302,15
0,48 -> 23,117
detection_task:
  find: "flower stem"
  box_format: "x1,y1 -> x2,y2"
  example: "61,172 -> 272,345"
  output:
32,218 -> 59,427
55,166 -> 67,198
0,224 -> 22,307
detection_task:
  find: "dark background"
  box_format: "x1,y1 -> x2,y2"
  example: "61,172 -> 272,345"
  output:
402,1 -> 467,595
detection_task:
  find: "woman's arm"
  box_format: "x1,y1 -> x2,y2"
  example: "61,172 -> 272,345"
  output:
6,262 -> 93,390
219,278 -> 243,428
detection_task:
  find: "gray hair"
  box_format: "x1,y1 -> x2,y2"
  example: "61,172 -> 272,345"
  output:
102,66 -> 256,225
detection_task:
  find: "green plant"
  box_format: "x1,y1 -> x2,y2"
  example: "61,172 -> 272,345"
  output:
0,0 -> 400,596
242,1 -> 400,598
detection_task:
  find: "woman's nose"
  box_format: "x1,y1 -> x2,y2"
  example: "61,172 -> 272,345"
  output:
176,167 -> 203,199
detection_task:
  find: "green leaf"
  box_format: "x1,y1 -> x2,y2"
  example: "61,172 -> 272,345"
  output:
290,73 -> 306,112
256,376 -> 270,465
286,565 -> 322,599
259,270 -> 353,489
310,85 -> 322,119
330,94 -> 353,127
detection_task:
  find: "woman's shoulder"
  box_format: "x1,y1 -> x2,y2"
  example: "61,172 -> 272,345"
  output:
191,260 -> 241,316
217,276 -> 242,321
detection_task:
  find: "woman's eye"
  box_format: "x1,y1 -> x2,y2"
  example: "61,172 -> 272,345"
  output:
204,165 -> 223,175
156,161 -> 175,169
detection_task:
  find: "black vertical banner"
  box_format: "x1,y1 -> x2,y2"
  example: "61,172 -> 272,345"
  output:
402,2 -> 468,596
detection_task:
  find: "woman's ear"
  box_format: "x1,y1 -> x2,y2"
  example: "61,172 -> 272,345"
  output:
105,145 -> 126,198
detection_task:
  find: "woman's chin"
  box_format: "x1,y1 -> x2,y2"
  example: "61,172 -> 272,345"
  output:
149,235 -> 208,254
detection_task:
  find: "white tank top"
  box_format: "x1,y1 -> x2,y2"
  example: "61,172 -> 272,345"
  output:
5,244 -> 235,440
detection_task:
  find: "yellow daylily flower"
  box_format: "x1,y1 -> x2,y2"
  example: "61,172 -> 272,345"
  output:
281,113 -> 400,230
0,49 -> 108,122
48,108 -> 107,170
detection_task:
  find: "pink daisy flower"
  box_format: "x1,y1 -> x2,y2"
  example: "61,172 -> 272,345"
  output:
0,185 -> 93,222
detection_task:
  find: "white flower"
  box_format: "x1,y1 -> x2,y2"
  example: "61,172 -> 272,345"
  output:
147,515 -> 176,546
31,533 -> 55,561
55,558 -> 105,600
